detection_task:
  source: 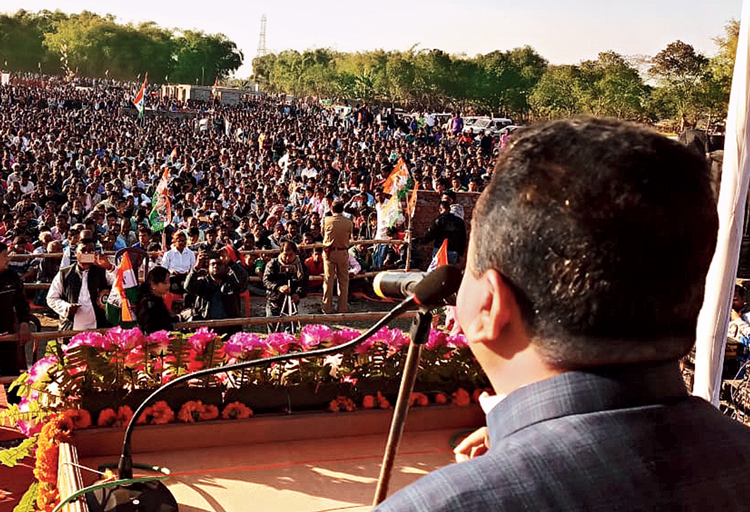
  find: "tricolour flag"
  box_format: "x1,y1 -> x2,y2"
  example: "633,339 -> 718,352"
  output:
106,252 -> 138,326
406,185 -> 419,218
427,238 -> 449,272
383,158 -> 410,198
150,167 -> 172,232
380,193 -> 403,228
133,73 -> 148,118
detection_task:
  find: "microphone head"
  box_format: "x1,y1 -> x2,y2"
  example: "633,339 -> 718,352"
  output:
413,265 -> 462,306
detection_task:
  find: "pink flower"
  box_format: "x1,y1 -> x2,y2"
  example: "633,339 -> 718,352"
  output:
425,329 -> 448,350
333,328 -> 361,346
354,337 -> 376,354
447,333 -> 468,348
27,356 -> 57,384
16,397 -> 42,436
107,326 -> 146,352
188,327 -> 218,354
147,330 -> 171,353
66,331 -> 110,352
300,324 -> 335,349
225,332 -> 265,358
265,332 -> 296,355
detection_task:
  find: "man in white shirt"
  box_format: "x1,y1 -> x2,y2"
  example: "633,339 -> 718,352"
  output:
161,231 -> 196,293
47,240 -> 115,331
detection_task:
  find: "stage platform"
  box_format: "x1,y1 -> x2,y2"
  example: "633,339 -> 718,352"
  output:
73,406 -> 484,511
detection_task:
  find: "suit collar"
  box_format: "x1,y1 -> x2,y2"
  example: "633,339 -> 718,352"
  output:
486,361 -> 688,444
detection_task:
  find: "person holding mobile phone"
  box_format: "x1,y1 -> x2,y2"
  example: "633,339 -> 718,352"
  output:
46,239 -> 115,331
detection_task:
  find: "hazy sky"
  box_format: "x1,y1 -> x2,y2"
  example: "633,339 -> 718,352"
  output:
2,0 -> 743,77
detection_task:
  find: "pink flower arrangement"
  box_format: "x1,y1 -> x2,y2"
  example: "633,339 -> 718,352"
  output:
425,329 -> 448,350
447,333 -> 468,348
147,330 -> 172,354
188,327 -> 219,354
65,331 -> 111,353
16,397 -> 43,436
225,332 -> 265,358
301,324 -> 336,349
333,328 -> 361,346
265,332 -> 296,355
106,327 -> 146,352
27,356 -> 57,385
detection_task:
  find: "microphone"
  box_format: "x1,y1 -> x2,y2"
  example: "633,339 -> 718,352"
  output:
373,266 -> 462,306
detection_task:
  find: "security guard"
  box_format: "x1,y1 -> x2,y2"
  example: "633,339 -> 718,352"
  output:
322,201 -> 353,314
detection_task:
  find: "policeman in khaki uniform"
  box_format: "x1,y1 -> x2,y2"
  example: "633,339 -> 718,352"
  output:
322,201 -> 353,314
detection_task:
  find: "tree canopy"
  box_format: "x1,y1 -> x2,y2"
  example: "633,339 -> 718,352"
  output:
0,10 -> 242,83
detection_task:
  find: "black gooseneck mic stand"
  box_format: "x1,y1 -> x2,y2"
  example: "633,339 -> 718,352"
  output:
373,308 -> 433,506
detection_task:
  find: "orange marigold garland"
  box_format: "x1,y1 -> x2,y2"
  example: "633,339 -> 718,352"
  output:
451,388 -> 471,407
327,396 -> 357,412
409,392 -> 430,407
33,411 -> 86,512
199,404 -> 220,421
177,400 -> 205,423
221,402 -> 253,419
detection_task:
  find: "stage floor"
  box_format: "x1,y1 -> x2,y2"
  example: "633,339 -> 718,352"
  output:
80,428 -> 463,511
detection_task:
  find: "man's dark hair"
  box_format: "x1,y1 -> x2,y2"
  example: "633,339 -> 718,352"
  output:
0,242 -> 6,254
331,201 -> 345,214
470,118 -> 718,368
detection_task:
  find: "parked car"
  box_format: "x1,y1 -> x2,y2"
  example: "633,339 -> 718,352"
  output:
469,117 -> 513,135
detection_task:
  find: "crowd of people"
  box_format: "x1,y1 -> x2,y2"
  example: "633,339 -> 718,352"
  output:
0,74 -> 497,356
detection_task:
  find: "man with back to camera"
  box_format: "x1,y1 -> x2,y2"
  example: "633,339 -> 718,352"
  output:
374,118 -> 750,511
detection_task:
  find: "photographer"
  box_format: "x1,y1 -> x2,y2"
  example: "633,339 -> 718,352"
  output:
184,250 -> 248,331
46,239 -> 115,330
263,240 -> 308,320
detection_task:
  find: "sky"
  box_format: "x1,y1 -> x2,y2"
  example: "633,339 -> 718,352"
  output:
2,0 -> 743,77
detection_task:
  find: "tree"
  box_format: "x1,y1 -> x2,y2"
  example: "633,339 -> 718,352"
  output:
529,65 -> 586,118
578,51 -> 646,119
649,40 -> 709,129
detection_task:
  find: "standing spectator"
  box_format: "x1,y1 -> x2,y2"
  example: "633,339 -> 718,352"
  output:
46,240 -> 114,330
0,242 -> 32,379
184,251 -> 248,329
136,266 -> 176,334
415,200 -> 467,265
263,240 -> 308,324
322,201 -> 353,314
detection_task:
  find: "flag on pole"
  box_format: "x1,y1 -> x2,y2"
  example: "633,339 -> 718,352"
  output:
380,193 -> 403,228
406,185 -> 419,217
133,73 -> 148,118
106,252 -> 138,326
427,239 -> 449,272
169,147 -> 178,163
383,158 -> 410,198
150,167 -> 172,232
212,76 -> 220,99
693,1 -> 750,406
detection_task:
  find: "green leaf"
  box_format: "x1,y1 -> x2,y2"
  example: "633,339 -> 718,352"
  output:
13,482 -> 38,512
0,437 -> 37,467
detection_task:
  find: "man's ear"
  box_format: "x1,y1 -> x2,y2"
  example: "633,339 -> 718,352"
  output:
464,269 -> 513,346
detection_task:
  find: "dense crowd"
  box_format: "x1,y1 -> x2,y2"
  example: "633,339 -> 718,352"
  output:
0,75 -> 499,330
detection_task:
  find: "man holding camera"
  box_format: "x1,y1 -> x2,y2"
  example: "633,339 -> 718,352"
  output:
47,239 -> 114,331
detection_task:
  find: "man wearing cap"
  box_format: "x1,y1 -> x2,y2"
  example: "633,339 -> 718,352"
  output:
322,201 -> 353,314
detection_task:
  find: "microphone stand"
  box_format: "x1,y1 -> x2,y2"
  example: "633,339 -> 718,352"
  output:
373,308 -> 432,506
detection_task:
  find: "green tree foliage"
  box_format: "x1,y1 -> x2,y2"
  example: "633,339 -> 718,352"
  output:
649,40 -> 709,129
0,9 -> 242,82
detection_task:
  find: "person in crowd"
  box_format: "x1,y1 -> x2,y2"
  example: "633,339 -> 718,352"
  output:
304,247 -> 325,291
0,241 -> 32,378
322,201 -> 353,314
46,239 -> 114,330
263,240 -> 309,325
415,200 -> 466,265
184,250 -> 248,329
375,118 -> 750,511
135,266 -> 176,334
161,231 -> 195,293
